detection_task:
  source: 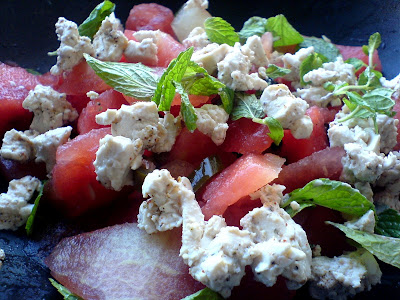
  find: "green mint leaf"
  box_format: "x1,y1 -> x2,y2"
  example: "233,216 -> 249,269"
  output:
363,32 -> 381,68
345,58 -> 367,72
84,54 -> 158,100
327,222 -> 400,269
299,53 -> 328,86
285,203 -> 315,218
358,67 -> 382,88
49,278 -> 83,300
300,36 -> 341,62
181,288 -> 224,300
183,61 -> 225,96
231,93 -> 264,121
204,17 -> 239,46
238,16 -> 268,43
152,47 -> 194,111
219,86 -> 235,114
190,156 -> 223,193
78,1 -> 115,39
174,81 -> 197,131
264,64 -> 291,79
266,14 -> 303,47
375,209 -> 400,238
362,88 -> 395,113
25,181 -> 45,236
25,68 -> 42,75
253,116 -> 284,145
283,179 -> 375,217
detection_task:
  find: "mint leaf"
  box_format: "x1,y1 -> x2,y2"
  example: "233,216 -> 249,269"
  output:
238,17 -> 268,43
362,88 -> 395,113
153,47 -> 194,111
283,179 -> 375,217
183,61 -> 225,96
328,222 -> 400,269
285,203 -> 315,218
264,64 -> 291,79
219,86 -> 234,114
252,116 -> 284,145
25,68 -> 41,75
358,67 -> 382,88
299,52 -> 328,86
190,156 -> 223,193
78,1 -> 115,39
204,17 -> 239,46
363,32 -> 381,68
266,15 -> 303,47
345,58 -> 367,72
25,181 -> 45,236
181,288 -> 223,300
174,81 -> 197,131
49,278 -> 83,300
376,209 -> 400,238
231,93 -> 264,120
84,54 -> 158,100
300,36 -> 341,62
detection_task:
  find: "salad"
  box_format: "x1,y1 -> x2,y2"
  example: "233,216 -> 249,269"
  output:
1,0 -> 400,299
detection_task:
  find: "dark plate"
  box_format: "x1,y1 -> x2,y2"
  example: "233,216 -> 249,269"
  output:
1,1 -> 400,299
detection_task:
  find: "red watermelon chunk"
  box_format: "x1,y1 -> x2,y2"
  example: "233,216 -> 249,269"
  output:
392,100 -> 400,151
201,153 -> 285,220
273,147 -> 345,193
45,223 -> 204,300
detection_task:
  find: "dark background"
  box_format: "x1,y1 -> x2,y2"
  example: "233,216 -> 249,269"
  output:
0,0 -> 400,299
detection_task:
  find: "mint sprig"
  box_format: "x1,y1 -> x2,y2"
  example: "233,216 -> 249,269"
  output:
204,17 -> 239,46
238,16 -> 268,43
345,58 -> 367,72
362,32 -> 381,68
174,81 -> 197,131
282,179 -> 375,217
264,64 -> 291,79
299,52 -> 328,86
375,208 -> 400,238
78,1 -> 115,39
265,14 -> 303,47
299,36 -> 341,62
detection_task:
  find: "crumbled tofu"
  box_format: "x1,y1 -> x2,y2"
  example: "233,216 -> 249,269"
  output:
195,104 -> 229,145
86,91 -> 99,100
132,30 -> 161,43
0,249 -> 4,269
50,17 -> 94,75
192,43 -> 231,74
217,42 -> 268,91
94,135 -> 143,191
124,38 -> 158,65
344,210 -> 375,233
32,126 -> 72,173
309,250 -> 381,300
260,84 -> 313,139
282,46 -> 314,83
96,102 -> 180,153
0,129 -> 38,161
241,35 -> 269,68
0,176 -> 41,231
182,27 -> 210,50
376,114 -> 398,154
138,169 -> 186,234
22,85 -> 78,134
92,13 -> 128,62
250,184 -> 286,207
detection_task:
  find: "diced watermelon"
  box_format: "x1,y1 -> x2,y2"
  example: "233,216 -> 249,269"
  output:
0,157 -> 47,182
171,94 -> 211,107
49,128 -> 119,216
320,106 -> 341,124
77,90 -> 128,134
201,153 -> 285,220
392,99 -> 400,151
221,118 -> 273,154
161,159 -> 195,179
278,106 -> 328,164
336,44 -> 382,75
125,3 -> 175,36
54,61 -> 110,95
45,224 -> 204,299
66,94 -> 90,114
273,147 -> 345,193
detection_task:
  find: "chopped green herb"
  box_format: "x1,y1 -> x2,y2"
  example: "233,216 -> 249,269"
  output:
78,1 -> 115,39
174,81 -> 198,131
375,208 -> 400,238
265,14 -> 303,47
238,16 -> 268,43
300,36 -> 341,62
181,288 -> 224,300
190,156 -> 223,193
204,17 -> 239,46
264,64 -> 291,79
299,52 -> 328,86
49,278 -> 83,300
345,57 -> 367,72
252,116 -> 284,145
25,181 -> 45,236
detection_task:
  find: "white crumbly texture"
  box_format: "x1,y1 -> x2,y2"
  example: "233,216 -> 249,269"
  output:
241,35 -> 269,68
50,17 -> 94,75
124,38 -> 158,65
93,135 -> 143,191
217,42 -> 268,91
92,13 -> 128,62
132,30 -> 161,43
295,57 -> 356,107
192,43 -> 231,74
22,85 -> 78,134
0,176 -> 41,231
138,169 -> 186,234
344,210 -> 375,233
260,84 -> 313,139
184,0 -> 209,9
195,104 -> 229,145
96,102 -> 180,153
250,184 -> 286,207
86,91 -> 99,100
354,182 -> 374,202
381,73 -> 400,100
1,127 -> 71,173
282,46 -> 314,83
309,250 -> 382,300
139,169 -> 311,297
183,27 -> 210,50
0,249 -> 4,269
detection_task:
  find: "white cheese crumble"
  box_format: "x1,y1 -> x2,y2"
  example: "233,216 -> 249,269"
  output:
0,129 -> 38,161
86,91 -> 99,100
309,250 -> 381,300
344,210 -> 375,233
260,84 -> 313,139
0,176 -> 41,231
192,43 -> 231,74
0,249 -> 4,269
50,17 -> 94,75
282,46 -> 314,83
182,27 -> 210,50
124,38 -> 158,65
195,104 -> 229,145
381,73 -> 400,100
22,85 -> 78,134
